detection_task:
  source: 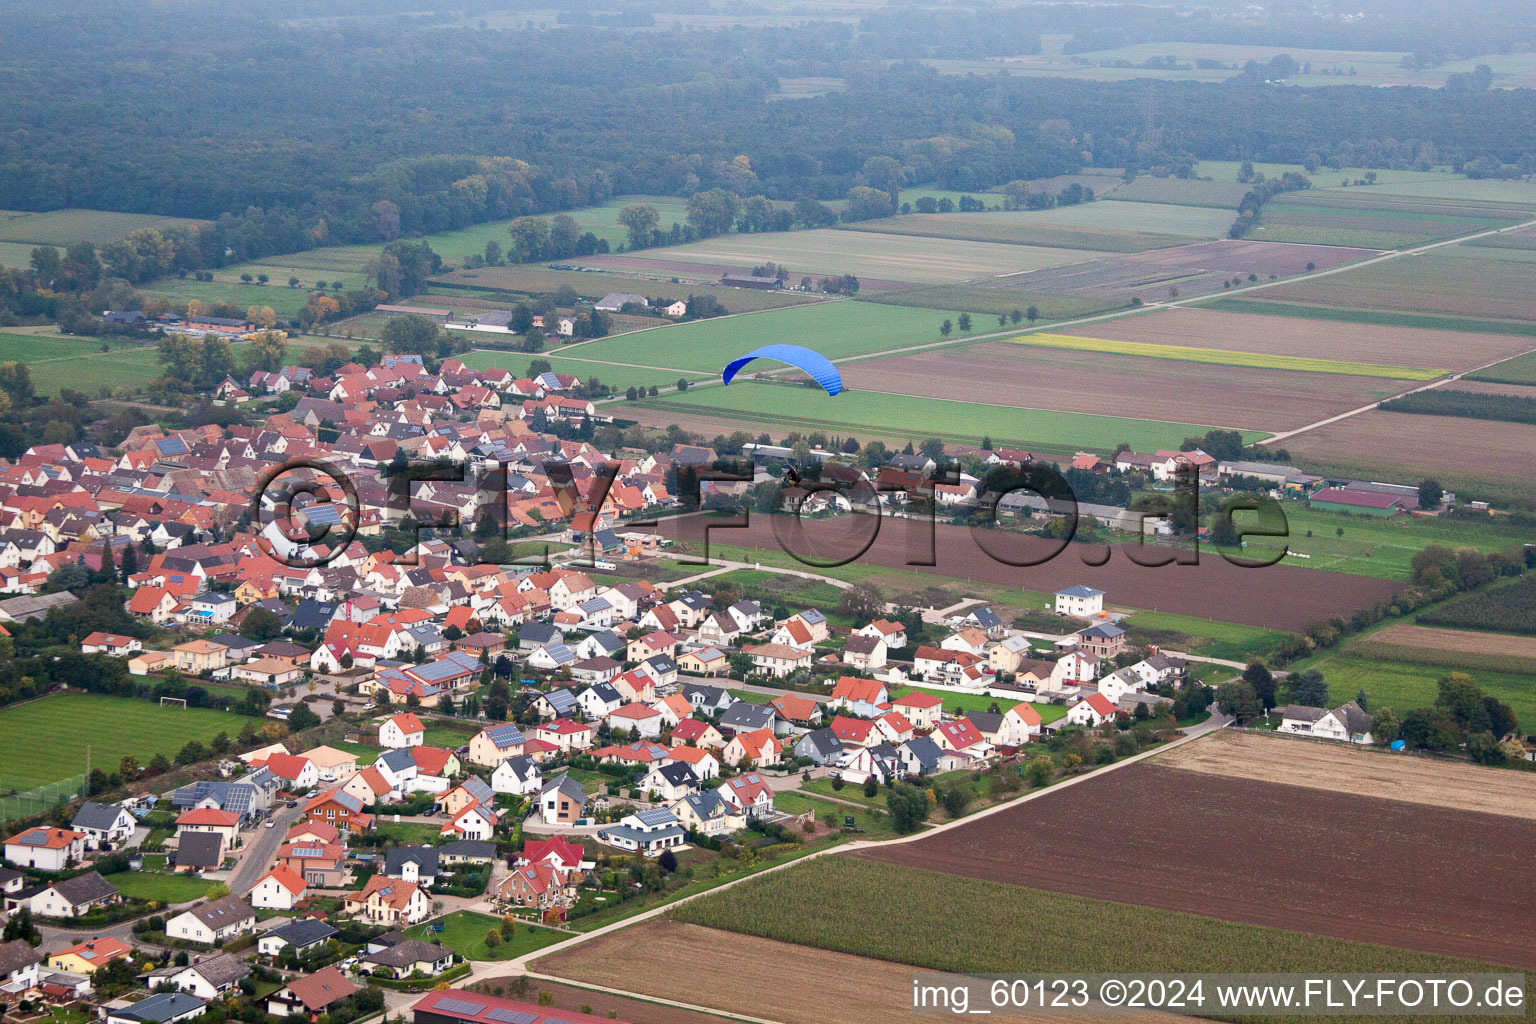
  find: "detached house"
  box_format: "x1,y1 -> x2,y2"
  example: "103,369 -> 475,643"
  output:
344,875 -> 431,925
166,895 -> 257,945
379,712 -> 425,748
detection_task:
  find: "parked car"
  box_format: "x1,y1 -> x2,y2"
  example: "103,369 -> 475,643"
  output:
263,819 -> 276,828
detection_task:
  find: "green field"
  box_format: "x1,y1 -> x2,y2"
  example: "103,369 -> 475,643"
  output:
1226,501 -> 1529,582
0,332 -> 168,397
887,684 -> 1068,721
370,821 -> 444,844
1468,351 -> 1536,385
0,208 -> 207,247
1296,650 -> 1536,725
670,857 -> 1521,979
1008,331 -> 1444,379
145,278 -> 319,319
565,300 -> 973,373
1109,177 -> 1255,209
1120,609 -> 1292,663
0,694 -> 243,788
838,214 -> 1194,253
866,283 -> 1120,321
405,910 -> 564,961
635,379 -> 1267,453
459,349 -> 711,394
1248,196 -> 1515,249
106,870 -> 222,903
768,790 -> 898,838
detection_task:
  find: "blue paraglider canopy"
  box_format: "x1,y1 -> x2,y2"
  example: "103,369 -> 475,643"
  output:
722,343 -> 843,396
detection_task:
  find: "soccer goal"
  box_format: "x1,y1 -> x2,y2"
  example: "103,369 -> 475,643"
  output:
160,696 -> 188,709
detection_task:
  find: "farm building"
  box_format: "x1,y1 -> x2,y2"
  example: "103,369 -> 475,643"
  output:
1307,488 -> 1402,516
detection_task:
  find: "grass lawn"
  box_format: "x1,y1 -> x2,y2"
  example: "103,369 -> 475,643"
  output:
770,790 -> 898,838
105,870 -> 221,903
564,299 -> 977,373
564,768 -> 612,794
0,694 -> 243,791
0,331 -> 167,397
1296,649 -> 1536,726
368,820 -> 444,844
638,379 -> 1266,454
406,910 -> 564,961
885,684 -> 1066,721
1007,331 -> 1444,379
1121,610 -> 1292,663
420,720 -> 478,748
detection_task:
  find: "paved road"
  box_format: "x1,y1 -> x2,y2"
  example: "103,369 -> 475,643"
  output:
227,801 -> 305,895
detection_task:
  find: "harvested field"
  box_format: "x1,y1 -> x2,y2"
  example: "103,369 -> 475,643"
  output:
981,239 -> 1376,305
578,228 -> 1102,285
533,918 -> 1193,1024
645,514 -> 1399,631
1008,331 -> 1441,378
1439,379 -> 1536,399
856,761 -> 1536,967
469,973 -> 728,1024
1085,307 -> 1534,371
1280,408 -> 1536,482
1349,626 -> 1536,677
866,283 -> 1118,320
1155,729 -> 1536,821
1265,251 -> 1536,322
838,213 -> 1198,253
840,343 -> 1414,433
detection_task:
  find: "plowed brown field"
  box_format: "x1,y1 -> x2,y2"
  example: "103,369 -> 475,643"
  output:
1280,408 -> 1536,480
648,514 -> 1399,631
532,919 -> 1195,1024
842,342 -> 1404,432
855,762 -> 1536,967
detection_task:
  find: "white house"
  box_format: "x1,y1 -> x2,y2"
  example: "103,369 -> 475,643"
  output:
3,826 -> 87,871
379,712 -> 425,748
166,895 -> 258,946
71,802 -> 138,847
490,755 -> 542,796
249,867 -> 307,910
1066,693 -> 1118,727
1054,585 -> 1105,618
1278,701 -> 1374,744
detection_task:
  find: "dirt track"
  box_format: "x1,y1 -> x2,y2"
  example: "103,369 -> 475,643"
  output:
646,514 -> 1400,632
842,342 -> 1403,432
1154,729 -> 1536,820
533,919 -> 1195,1024
855,762 -> 1536,968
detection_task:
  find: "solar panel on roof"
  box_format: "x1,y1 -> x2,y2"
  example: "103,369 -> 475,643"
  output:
484,1009 -> 538,1024
434,998 -> 488,1016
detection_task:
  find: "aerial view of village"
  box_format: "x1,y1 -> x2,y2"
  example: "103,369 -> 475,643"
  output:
0,0 -> 1534,1022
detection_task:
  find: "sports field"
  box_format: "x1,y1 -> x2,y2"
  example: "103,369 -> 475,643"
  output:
581,228 -> 1101,284
1007,331 -> 1442,378
633,379 -> 1266,452
0,693 -> 243,788
563,300 -> 968,372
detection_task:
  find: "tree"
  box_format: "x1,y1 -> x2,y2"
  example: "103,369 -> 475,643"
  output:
1242,662 -> 1276,710
2,907 -> 39,946
617,204 -> 660,250
885,782 -> 930,834
956,313 -> 971,333
243,607 -> 283,642
839,582 -> 883,626
841,186 -> 895,222
939,319 -> 952,337
1418,479 -> 1443,509
658,848 -> 678,872
1025,755 -> 1054,787
380,314 -> 441,356
685,189 -> 739,238
1026,306 -> 1039,323
484,928 -> 502,950
1399,707 -> 1461,751
288,703 -> 321,731
862,776 -> 878,798
1288,668 -> 1330,708
941,785 -> 969,817
1215,681 -> 1262,723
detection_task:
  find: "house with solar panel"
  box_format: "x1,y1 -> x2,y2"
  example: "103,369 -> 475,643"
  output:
597,807 -> 686,855
468,722 -> 526,768
344,876 -> 432,926
3,826 -> 86,871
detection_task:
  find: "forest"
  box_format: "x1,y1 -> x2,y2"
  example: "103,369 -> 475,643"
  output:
3,1 -> 1536,269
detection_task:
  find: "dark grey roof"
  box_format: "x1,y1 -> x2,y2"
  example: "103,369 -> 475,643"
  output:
647,762 -> 698,788
967,606 -> 1003,629
49,871 -> 119,905
174,832 -> 225,869
719,702 -> 775,732
360,939 -> 451,968
901,735 -> 943,772
184,893 -> 255,928
384,846 -> 440,878
0,939 -> 43,975
795,727 -> 843,760
186,952 -> 249,988
965,712 -> 1004,734
438,840 -> 495,860
541,774 -> 585,803
112,991 -> 206,1022
267,918 -> 338,949
71,801 -> 129,832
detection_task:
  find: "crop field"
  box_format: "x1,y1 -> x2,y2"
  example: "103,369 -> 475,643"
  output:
432,266 -> 820,311
838,213 -> 1196,253
865,283 -> 1120,320
1085,306 -> 1534,371
647,514 -> 1399,631
1201,298 -> 1536,338
562,299 -> 962,372
1264,250 -> 1536,322
1248,193 -> 1519,249
1417,574 -> 1536,635
840,342 -> 1414,434
0,694 -> 243,788
979,238 -> 1376,306
1110,176 -> 1255,208
0,208 -> 207,247
1280,409 -> 1536,490
1295,650 -> 1536,729
666,856 -> 1536,988
855,761 -> 1536,966
1469,351 -> 1536,385
576,228 -> 1102,285
1334,177 -> 1536,207
1156,730 -> 1536,820
1009,330 -> 1441,378
1380,387 -> 1536,423
633,379 -> 1262,452
1348,624 -> 1536,675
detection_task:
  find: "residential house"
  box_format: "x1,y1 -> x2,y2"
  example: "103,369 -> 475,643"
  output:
166,895 -> 257,945
742,642 -> 811,678
597,807 -> 686,855
829,676 -> 890,717
344,875 -> 432,925
266,965 -> 358,1019
379,712 -> 426,748
358,939 -> 453,978
538,775 -> 587,825
257,919 -> 339,960
250,867 -> 308,910
70,802 -> 136,848
490,755 -> 542,796
467,723 -> 526,768
4,826 -> 86,870
1054,585 -> 1105,618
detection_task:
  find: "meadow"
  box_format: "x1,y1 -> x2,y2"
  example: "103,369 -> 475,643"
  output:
563,299 -> 967,372
0,694 -> 244,789
1007,331 -> 1443,379
668,856 -> 1524,980
146,278 -> 318,319
405,910 -> 564,961
634,378 -> 1266,452
1298,649 -> 1536,726
1470,351 -> 1536,385
0,208 -> 207,247
865,282 -> 1119,320
1109,176 -> 1254,208
0,331 -> 167,396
